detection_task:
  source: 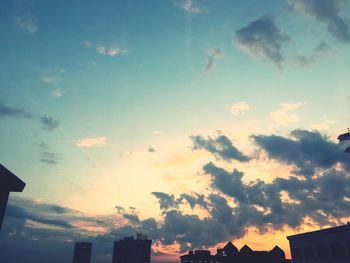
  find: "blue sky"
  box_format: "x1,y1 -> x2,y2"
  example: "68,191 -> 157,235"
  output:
1,0 -> 350,262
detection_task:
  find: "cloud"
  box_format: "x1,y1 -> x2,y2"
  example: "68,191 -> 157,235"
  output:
76,137 -> 108,148
310,119 -> 337,131
6,204 -> 72,229
151,192 -> 180,211
148,146 -> 156,153
191,135 -> 250,162
204,48 -> 224,73
288,0 -> 350,42
82,40 -> 128,57
293,41 -> 330,65
202,161 -> 350,230
41,68 -> 66,85
230,101 -> 250,116
82,40 -> 93,48
41,76 -> 58,84
234,15 -> 289,66
179,0 -> 206,14
0,102 -> 32,119
2,126 -> 350,262
96,44 -> 128,57
251,129 -> 350,176
0,198 -> 114,263
50,88 -> 63,98
40,116 -> 59,131
153,130 -> 164,135
270,102 -> 305,125
14,15 -> 38,34
36,142 -> 61,165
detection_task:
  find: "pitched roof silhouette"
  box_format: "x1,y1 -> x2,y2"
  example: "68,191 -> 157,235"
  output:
0,164 -> 26,192
271,245 -> 283,252
240,244 -> 253,253
223,242 -> 238,254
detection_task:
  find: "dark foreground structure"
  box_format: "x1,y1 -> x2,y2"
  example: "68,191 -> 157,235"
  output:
112,234 -> 152,263
180,242 -> 288,263
0,163 -> 26,231
287,223 -> 350,263
72,242 -> 92,263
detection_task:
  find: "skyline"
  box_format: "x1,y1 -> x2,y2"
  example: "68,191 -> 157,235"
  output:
1,0 -> 350,262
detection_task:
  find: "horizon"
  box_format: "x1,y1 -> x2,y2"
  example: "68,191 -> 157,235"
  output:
0,0 -> 350,262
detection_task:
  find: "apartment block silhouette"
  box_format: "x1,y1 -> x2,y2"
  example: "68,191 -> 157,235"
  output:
112,234 -> 152,263
72,242 -> 92,263
287,223 -> 350,263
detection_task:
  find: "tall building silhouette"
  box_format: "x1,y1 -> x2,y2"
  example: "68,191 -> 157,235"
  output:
112,234 -> 152,263
72,242 -> 92,263
287,223 -> 350,263
0,163 -> 25,231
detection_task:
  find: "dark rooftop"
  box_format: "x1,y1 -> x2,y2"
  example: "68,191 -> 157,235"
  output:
0,163 -> 26,192
287,223 -> 350,240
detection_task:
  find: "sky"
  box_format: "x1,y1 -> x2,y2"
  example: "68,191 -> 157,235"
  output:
0,0 -> 350,262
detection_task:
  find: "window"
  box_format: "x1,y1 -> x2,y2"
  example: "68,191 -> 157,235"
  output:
304,246 -> 314,260
331,243 -> 345,258
291,248 -> 303,260
316,244 -> 328,259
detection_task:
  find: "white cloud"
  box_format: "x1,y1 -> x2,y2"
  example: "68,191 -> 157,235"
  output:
83,40 -> 128,57
82,40 -> 92,48
179,0 -> 206,14
41,68 -> 66,85
310,120 -> 337,131
50,89 -> 63,98
96,44 -> 128,57
76,137 -> 108,148
230,101 -> 250,116
41,76 -> 58,84
270,102 -> 305,125
14,15 -> 38,34
153,130 -> 164,135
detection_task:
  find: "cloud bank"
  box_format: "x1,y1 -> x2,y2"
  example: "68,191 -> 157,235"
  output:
1,130 -> 349,262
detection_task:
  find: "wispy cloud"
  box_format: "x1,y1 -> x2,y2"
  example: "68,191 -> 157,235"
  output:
204,48 -> 224,73
153,130 -> 164,135
36,142 -> 61,165
270,102 -> 305,125
96,45 -> 128,57
288,0 -> 350,43
292,41 -> 330,65
14,14 -> 38,34
50,89 -> 63,98
230,101 -> 250,116
76,137 -> 108,148
41,68 -> 66,85
179,0 -> 206,14
234,15 -> 289,67
0,102 -> 33,119
82,40 -> 92,48
310,119 -> 337,131
82,40 -> 128,57
40,116 -> 59,131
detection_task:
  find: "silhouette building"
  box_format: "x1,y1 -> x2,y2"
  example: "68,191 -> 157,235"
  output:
287,223 -> 350,263
0,163 -> 26,231
112,233 -> 152,263
180,242 -> 288,263
72,242 -> 92,263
